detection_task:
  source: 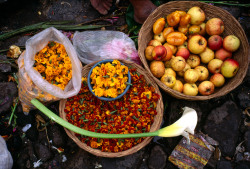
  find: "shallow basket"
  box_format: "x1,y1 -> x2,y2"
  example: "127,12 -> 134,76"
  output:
59,59 -> 163,157
138,1 -> 249,100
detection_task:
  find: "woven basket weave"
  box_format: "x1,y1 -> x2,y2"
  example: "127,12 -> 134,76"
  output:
59,59 -> 163,157
138,1 -> 249,100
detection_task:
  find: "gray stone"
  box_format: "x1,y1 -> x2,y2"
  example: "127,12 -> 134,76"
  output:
62,149 -> 92,169
217,5 -> 241,19
48,124 -> 67,148
238,16 -> 250,42
234,163 -> 250,169
216,160 -> 233,169
236,87 -> 250,109
245,131 -> 250,152
101,148 -> 145,169
203,101 -> 241,157
0,55 -> 11,72
34,143 -> 53,161
0,82 -> 18,114
147,145 -> 167,169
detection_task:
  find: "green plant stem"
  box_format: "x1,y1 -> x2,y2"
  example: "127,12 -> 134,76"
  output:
199,1 -> 250,7
0,22 -> 108,41
0,60 -> 18,69
31,98 -> 158,138
8,98 -> 18,125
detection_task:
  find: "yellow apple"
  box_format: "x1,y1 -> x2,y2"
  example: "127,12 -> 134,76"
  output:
195,66 -> 209,81
183,83 -> 198,96
173,80 -> 184,93
161,74 -> 176,88
186,54 -> 200,68
150,60 -> 165,78
199,47 -> 214,64
184,69 -> 200,83
177,63 -> 191,77
145,46 -> 154,61
171,56 -> 186,71
187,6 -> 206,25
165,68 -> 176,77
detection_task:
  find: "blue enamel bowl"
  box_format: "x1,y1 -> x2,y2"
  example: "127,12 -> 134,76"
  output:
87,59 -> 131,101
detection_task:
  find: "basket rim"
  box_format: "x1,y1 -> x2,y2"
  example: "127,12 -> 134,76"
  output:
59,59 -> 164,157
138,1 -> 249,100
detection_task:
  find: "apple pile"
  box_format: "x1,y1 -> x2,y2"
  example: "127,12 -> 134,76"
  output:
145,6 -> 241,96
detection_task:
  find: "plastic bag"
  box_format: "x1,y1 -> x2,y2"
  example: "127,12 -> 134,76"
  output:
18,27 -> 82,114
0,137 -> 13,169
73,31 -> 141,64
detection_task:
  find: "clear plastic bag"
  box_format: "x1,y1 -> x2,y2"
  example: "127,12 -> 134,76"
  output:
18,27 -> 82,114
73,31 -> 141,64
0,137 -> 13,169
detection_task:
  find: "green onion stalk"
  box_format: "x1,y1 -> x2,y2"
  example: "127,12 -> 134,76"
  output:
31,99 -> 197,143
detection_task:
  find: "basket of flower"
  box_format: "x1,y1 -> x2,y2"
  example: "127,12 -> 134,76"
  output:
138,1 -> 249,100
59,59 -> 163,157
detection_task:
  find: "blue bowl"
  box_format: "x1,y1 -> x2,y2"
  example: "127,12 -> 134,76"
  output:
87,59 -> 131,101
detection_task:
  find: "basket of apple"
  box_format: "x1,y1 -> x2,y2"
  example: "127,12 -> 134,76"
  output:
138,1 -> 249,100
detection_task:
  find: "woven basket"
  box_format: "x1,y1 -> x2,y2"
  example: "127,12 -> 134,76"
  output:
138,1 -> 249,100
59,59 -> 163,157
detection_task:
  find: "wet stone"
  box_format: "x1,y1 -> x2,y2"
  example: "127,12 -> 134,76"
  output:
236,86 -> 250,109
25,125 -> 39,142
147,145 -> 167,169
216,160 -> 233,169
244,131 -> 250,152
16,111 -> 35,127
101,148 -> 145,169
203,101 -> 241,157
0,55 -> 11,72
216,5 -> 241,19
234,163 -> 250,169
48,124 -> 67,147
238,16 -> 250,42
62,149 -> 92,169
34,143 -> 53,161
0,82 -> 17,114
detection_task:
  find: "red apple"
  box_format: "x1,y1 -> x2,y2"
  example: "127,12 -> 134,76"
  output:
208,59 -> 223,74
188,35 -> 207,54
208,35 -> 223,50
223,35 -> 240,52
221,59 -> 239,78
152,45 -> 167,61
162,45 -> 173,61
176,48 -> 190,60
210,73 -> 225,87
198,81 -> 215,96
205,18 -> 224,35
215,48 -> 232,61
